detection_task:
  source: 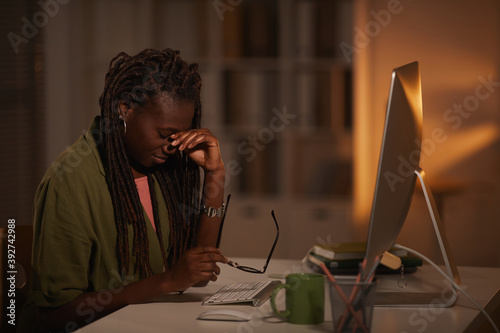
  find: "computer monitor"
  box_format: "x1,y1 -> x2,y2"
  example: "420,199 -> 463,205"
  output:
363,61 -> 460,307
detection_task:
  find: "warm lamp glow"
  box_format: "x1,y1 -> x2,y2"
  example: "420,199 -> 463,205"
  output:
424,124 -> 500,175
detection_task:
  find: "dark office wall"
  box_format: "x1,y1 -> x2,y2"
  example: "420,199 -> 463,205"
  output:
0,0 -> 45,228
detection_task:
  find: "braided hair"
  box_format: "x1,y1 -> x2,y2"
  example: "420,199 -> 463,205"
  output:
98,49 -> 202,278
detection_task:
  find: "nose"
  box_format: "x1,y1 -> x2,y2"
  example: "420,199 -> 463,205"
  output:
162,142 -> 177,155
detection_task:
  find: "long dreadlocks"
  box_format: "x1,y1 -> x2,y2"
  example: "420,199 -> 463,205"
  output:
98,49 -> 202,278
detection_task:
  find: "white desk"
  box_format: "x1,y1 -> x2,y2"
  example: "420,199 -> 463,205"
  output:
77,258 -> 500,333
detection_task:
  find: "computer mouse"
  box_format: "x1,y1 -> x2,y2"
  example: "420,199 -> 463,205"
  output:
197,309 -> 251,322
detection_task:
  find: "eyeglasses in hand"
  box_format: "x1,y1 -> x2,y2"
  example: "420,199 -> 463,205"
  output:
216,194 -> 280,274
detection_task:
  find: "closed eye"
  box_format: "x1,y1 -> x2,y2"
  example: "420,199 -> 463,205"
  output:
159,130 -> 174,140
159,126 -> 183,140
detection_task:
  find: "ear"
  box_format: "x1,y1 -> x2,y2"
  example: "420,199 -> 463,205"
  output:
118,101 -> 132,119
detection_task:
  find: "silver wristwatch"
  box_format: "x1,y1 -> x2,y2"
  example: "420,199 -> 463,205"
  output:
203,203 -> 225,218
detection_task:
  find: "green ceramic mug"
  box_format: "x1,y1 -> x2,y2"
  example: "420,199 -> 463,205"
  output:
270,273 -> 325,325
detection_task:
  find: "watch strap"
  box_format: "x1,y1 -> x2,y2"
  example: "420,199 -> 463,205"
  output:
203,203 -> 225,218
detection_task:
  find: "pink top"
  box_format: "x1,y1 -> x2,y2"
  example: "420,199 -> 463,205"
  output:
134,176 -> 155,231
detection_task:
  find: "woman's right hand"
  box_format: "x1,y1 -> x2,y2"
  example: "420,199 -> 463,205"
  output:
36,246 -> 228,330
161,246 -> 228,293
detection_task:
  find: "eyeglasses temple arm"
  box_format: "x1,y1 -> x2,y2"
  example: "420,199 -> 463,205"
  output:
261,210 -> 280,272
216,194 -> 231,249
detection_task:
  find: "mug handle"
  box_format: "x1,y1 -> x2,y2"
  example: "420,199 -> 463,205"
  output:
270,284 -> 291,317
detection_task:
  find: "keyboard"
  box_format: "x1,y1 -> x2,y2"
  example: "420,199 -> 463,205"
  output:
202,280 -> 282,307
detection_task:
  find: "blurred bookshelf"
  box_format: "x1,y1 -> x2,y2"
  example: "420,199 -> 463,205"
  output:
207,0 -> 352,196
159,0 -> 354,256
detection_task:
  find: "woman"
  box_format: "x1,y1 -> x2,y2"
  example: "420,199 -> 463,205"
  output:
20,49 -> 228,332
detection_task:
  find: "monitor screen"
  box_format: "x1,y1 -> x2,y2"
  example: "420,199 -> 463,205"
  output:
363,61 -> 423,278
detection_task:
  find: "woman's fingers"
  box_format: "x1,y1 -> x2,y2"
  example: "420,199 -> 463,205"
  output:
162,246 -> 227,291
169,129 -> 224,172
182,246 -> 227,278
170,129 -> 213,151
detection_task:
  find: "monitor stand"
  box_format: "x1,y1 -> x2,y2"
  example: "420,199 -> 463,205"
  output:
375,168 -> 461,308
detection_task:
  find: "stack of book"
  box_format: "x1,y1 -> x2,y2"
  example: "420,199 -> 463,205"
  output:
303,241 -> 422,275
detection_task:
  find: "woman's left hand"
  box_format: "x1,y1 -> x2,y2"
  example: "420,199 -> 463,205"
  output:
169,129 -> 225,173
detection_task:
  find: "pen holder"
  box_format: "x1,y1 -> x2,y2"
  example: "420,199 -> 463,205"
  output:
329,276 -> 377,333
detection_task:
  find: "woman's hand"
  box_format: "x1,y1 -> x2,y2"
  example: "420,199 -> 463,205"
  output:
36,247 -> 228,330
170,129 -> 225,174
161,246 -> 228,293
